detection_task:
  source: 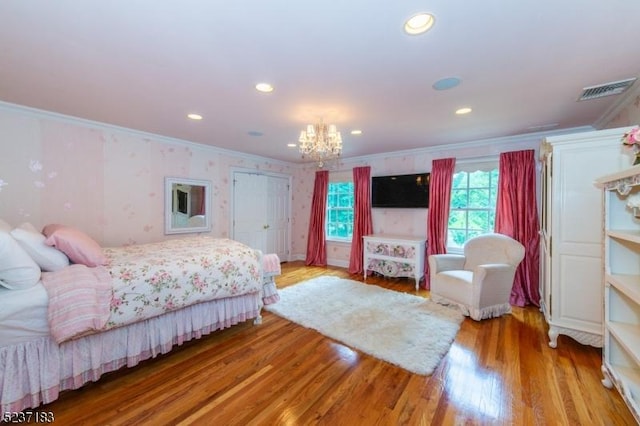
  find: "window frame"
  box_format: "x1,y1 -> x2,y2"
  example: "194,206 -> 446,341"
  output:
325,177 -> 355,243
447,160 -> 499,253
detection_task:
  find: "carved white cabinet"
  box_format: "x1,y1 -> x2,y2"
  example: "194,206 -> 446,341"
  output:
540,127 -> 633,348
596,165 -> 640,424
363,234 -> 426,290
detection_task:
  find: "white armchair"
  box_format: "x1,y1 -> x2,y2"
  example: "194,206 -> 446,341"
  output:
429,233 -> 525,321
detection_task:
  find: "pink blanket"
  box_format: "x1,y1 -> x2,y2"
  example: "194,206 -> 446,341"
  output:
41,265 -> 113,344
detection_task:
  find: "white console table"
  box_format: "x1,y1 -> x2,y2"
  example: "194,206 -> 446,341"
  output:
363,234 -> 426,290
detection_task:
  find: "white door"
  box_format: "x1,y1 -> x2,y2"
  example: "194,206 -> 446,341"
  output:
266,176 -> 289,258
232,172 -> 290,260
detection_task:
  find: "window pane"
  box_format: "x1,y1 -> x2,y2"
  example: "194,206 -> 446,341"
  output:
451,189 -> 468,208
448,168 -> 498,249
452,172 -> 468,189
468,210 -> 489,231
469,170 -> 489,188
490,185 -> 498,206
448,229 -> 467,248
338,193 -> 352,207
326,181 -> 354,239
448,210 -> 467,229
468,229 -> 484,240
469,188 -> 490,208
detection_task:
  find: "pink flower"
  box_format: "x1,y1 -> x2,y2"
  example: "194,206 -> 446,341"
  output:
622,127 -> 640,146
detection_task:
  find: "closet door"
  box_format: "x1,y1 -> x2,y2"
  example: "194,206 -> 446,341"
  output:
233,172 -> 267,251
232,172 -> 290,260
265,176 -> 289,259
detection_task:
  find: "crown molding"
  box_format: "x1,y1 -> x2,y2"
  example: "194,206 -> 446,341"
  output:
0,99 -> 601,172
338,126 -> 594,166
0,100 -> 292,168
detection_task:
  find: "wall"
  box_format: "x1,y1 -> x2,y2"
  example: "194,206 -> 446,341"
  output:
0,103 -> 298,248
602,85 -> 640,128
1,101 -> 602,267
291,134 -> 555,267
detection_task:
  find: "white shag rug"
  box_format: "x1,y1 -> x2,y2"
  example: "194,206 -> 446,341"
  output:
264,276 -> 464,375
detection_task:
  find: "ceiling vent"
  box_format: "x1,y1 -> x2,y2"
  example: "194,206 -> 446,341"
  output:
578,78 -> 637,101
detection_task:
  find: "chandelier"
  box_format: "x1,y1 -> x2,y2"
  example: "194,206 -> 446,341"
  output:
298,120 -> 343,168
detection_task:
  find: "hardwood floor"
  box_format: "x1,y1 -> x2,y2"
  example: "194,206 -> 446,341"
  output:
31,261 -> 635,425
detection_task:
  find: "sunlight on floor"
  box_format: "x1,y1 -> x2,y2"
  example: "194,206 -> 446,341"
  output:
330,342 -> 359,365
444,344 -> 506,420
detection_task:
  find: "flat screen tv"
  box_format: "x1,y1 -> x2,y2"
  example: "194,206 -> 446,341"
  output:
371,173 -> 430,208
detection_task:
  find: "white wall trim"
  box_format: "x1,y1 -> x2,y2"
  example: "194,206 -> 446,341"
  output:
329,126 -> 594,168
1,99 -> 598,172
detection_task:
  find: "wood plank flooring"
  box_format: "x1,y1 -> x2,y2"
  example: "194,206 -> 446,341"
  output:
27,261 -> 635,425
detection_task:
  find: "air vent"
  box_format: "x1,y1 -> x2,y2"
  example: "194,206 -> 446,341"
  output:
578,78 -> 637,101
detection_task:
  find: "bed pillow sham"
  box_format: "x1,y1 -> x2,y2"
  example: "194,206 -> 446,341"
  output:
0,230 -> 41,290
43,224 -> 107,267
11,223 -> 70,272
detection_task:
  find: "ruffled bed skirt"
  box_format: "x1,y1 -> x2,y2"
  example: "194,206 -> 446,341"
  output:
0,292 -> 261,417
261,277 -> 280,305
431,294 -> 512,321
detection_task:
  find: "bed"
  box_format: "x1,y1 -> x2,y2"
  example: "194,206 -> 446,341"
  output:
0,222 -> 280,418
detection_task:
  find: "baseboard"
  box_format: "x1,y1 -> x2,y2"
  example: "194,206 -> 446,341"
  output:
289,254 -> 349,269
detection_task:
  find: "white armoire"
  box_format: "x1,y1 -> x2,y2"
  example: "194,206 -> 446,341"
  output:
540,127 -> 634,348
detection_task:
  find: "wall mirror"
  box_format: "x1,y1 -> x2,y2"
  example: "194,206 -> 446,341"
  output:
164,177 -> 212,235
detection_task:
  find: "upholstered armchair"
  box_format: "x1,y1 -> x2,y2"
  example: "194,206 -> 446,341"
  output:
429,233 -> 525,321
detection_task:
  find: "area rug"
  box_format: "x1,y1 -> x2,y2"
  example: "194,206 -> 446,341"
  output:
264,276 -> 464,375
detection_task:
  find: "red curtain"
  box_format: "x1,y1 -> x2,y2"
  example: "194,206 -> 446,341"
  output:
424,158 -> 456,289
348,166 -> 373,274
495,149 -> 540,307
305,170 -> 329,266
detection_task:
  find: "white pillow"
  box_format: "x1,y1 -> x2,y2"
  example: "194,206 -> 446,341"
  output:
0,219 -> 11,233
11,223 -> 70,272
0,230 -> 41,290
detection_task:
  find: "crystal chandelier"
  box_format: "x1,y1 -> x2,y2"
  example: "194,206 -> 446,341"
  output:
298,120 -> 343,168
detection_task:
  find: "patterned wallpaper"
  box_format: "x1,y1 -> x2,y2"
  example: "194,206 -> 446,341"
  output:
5,93 -> 636,265
0,105 -> 302,253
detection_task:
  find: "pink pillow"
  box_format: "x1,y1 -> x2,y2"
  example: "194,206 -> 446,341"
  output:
43,224 -> 107,267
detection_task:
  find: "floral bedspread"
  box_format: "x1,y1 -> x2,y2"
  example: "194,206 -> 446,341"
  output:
103,237 -> 262,329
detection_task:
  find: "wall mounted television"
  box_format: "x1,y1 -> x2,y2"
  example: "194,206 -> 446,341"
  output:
371,172 -> 430,208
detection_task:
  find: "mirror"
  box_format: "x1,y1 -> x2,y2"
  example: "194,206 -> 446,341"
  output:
164,177 -> 212,235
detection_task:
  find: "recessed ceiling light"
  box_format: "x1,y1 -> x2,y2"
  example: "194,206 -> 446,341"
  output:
287,143 -> 297,148
255,83 -> 274,93
433,77 -> 462,91
455,107 -> 472,115
350,130 -> 362,135
404,13 -> 435,35
187,113 -> 203,120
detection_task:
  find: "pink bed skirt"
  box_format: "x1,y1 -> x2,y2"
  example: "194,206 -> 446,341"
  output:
0,292 -> 261,417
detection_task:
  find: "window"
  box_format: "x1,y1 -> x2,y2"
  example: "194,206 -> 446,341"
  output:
326,181 -> 354,241
447,168 -> 499,250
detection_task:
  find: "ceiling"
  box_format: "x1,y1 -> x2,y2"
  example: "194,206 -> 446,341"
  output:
1,1 -> 639,164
